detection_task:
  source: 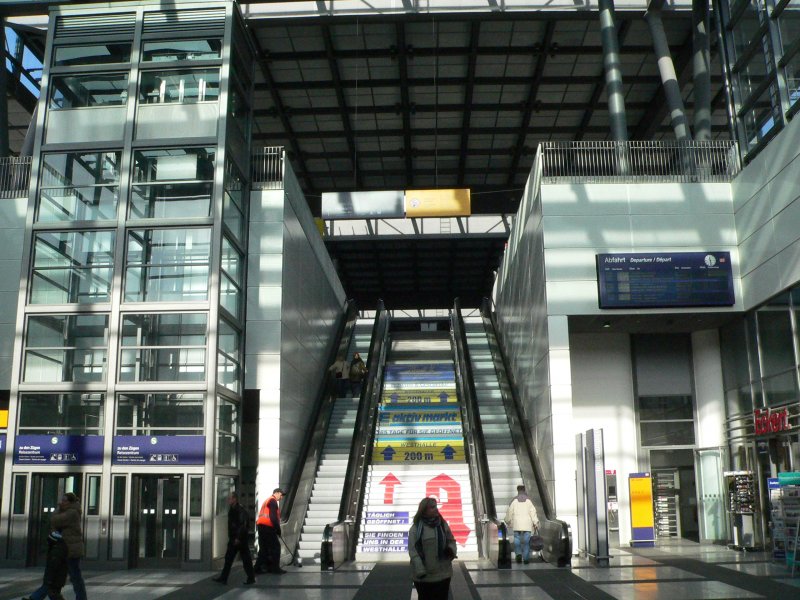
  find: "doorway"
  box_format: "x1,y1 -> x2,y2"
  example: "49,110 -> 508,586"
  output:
28,474 -> 82,566
130,475 -> 183,567
649,449 -> 699,542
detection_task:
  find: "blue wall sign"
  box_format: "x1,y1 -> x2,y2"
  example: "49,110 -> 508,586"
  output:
14,435 -> 104,465
113,435 -> 205,465
597,252 -> 734,309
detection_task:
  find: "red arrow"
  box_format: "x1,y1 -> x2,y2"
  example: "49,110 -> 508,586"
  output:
380,473 -> 401,504
427,474 -> 471,546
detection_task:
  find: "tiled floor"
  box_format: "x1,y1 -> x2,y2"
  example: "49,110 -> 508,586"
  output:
0,541 -> 798,599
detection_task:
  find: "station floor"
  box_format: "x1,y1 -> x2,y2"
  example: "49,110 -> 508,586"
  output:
1,541 -> 798,600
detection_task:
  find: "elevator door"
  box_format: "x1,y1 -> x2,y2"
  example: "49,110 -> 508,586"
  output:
29,474 -> 82,566
132,475 -> 182,567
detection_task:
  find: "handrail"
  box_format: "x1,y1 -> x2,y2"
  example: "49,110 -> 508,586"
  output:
451,298 -> 511,568
321,300 -> 390,569
539,140 -> 739,183
480,297 -> 572,567
279,299 -> 359,556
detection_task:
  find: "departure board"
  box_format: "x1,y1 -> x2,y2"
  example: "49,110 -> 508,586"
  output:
597,252 -> 734,309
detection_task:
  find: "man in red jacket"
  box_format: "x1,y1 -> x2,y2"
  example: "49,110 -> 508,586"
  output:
254,487 -> 285,574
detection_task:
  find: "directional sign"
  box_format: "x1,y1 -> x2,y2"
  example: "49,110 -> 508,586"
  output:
380,473 -> 401,504
373,439 -> 464,462
382,389 -> 457,404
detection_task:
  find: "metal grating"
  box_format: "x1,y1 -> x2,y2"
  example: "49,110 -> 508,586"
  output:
142,8 -> 227,36
55,12 -> 136,39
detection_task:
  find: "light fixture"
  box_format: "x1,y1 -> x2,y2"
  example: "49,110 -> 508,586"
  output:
602,321 -> 611,329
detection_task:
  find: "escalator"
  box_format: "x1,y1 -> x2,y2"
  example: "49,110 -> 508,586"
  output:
452,299 -> 572,567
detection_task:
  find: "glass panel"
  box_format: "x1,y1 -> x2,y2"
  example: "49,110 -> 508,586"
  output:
731,0 -> 768,58
13,474 -> 27,515
215,476 -> 235,515
54,43 -> 132,66
222,192 -> 244,242
17,393 -> 104,435
220,237 -> 242,318
727,385 -> 754,417
112,475 -> 126,516
129,148 -> 215,219
695,448 -> 728,541
763,371 -> 798,407
720,318 -> 752,390
778,1 -> 800,106
87,476 -> 101,516
741,80 -> 783,151
24,314 -> 108,383
116,393 -> 204,435
142,39 -> 222,62
216,397 -> 239,467
119,313 -> 207,382
218,320 -> 240,392
140,69 -> 220,104
640,421 -> 696,446
50,73 -> 129,109
30,230 -> 115,304
124,228 -> 211,302
757,298 -> 795,377
639,396 -> 694,421
189,477 -> 202,517
38,151 -> 121,223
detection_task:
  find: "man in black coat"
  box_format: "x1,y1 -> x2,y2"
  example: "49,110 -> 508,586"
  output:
212,492 -> 256,585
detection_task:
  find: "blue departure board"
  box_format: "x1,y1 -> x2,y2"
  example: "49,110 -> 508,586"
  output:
597,252 -> 734,309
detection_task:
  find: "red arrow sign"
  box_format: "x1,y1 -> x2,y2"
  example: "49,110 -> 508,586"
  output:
427,473 -> 471,546
380,473 -> 401,504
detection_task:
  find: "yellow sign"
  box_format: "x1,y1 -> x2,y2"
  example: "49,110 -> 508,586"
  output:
373,439 -> 464,462
629,475 -> 654,529
0,409 -> 7,428
382,389 -> 457,404
404,188 -> 471,217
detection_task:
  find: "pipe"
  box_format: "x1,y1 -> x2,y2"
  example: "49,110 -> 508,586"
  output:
692,0 -> 712,141
598,0 -> 628,142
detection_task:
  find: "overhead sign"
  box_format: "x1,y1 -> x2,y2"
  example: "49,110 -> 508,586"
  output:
597,251 -> 735,309
113,435 -> 205,465
405,188 -> 471,217
14,435 -> 104,465
321,190 -> 404,220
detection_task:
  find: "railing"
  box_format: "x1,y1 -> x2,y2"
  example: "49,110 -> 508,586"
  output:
251,146 -> 285,189
321,300 -> 390,569
0,156 -> 32,199
540,140 -> 740,184
451,298 -> 511,568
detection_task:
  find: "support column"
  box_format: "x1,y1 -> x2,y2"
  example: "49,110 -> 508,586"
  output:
598,0 -> 628,142
0,20 -> 10,157
645,4 -> 691,141
692,0 -> 712,141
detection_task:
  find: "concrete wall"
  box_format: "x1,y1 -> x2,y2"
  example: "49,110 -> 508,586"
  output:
732,113 -> 800,309
246,164 -> 346,511
0,197 -> 26,389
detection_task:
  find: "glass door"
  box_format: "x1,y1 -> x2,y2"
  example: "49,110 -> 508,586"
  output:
694,446 -> 729,543
132,475 -> 183,567
28,474 -> 82,566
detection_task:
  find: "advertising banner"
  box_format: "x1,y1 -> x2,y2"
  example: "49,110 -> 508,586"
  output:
378,406 -> 461,425
628,472 -> 655,547
113,435 -> 205,465
14,435 -> 104,465
372,439 -> 464,463
0,433 -> 5,454
382,388 -> 457,404
383,364 -> 455,383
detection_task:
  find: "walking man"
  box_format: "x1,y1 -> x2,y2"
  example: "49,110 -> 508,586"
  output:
213,492 -> 255,585
254,487 -> 286,574
504,485 -> 539,564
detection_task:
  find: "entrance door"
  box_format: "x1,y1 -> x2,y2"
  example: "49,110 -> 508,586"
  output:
649,449 -> 699,542
131,475 -> 183,567
28,474 -> 82,566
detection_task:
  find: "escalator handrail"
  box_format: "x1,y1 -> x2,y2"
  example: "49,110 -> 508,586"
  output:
335,301 -> 390,559
480,297 -> 572,565
451,298 -> 497,544
280,299 -> 359,524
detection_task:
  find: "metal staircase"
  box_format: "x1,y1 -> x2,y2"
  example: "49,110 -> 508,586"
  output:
296,322 -> 372,565
356,332 -> 478,561
462,316 -> 524,514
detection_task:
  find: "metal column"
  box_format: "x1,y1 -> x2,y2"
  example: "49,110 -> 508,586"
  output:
598,0 -> 628,142
645,3 -> 691,141
0,20 -> 10,157
692,0 -> 712,141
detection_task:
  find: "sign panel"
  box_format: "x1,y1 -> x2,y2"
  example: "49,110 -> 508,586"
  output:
321,190 -> 404,220
113,435 -> 205,465
14,435 -> 104,465
628,472 -> 655,547
382,388 -> 457,404
383,364 -> 455,383
0,433 -> 5,454
597,252 -> 734,309
373,439 -> 464,463
404,188 -> 471,217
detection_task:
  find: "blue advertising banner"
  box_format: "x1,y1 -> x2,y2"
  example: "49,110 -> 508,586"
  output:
0,433 -> 5,454
113,435 -> 205,465
14,435 -> 104,465
596,251 -> 734,309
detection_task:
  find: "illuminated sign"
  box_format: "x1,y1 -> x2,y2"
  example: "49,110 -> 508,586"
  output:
753,407 -> 792,436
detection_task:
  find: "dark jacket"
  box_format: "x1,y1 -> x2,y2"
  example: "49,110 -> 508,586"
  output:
49,501 -> 84,558
228,502 -> 250,544
44,533 -> 68,598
